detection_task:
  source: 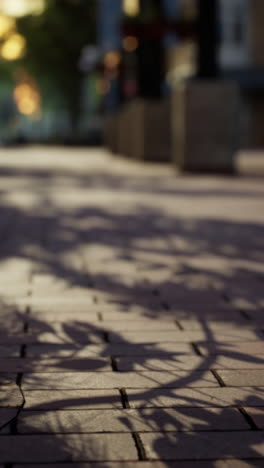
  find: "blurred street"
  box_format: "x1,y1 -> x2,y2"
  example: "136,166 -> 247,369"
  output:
0,145 -> 263,465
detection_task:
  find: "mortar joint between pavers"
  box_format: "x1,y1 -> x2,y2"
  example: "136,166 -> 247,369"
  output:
119,388 -> 130,408
175,319 -> 184,330
7,375 -> 26,435
221,292 -> 231,303
211,369 -> 226,387
110,356 -> 118,372
240,309 -> 252,321
191,342 -> 203,356
103,331 -> 110,343
151,288 -> 160,297
20,344 -> 27,358
161,301 -> 170,310
132,432 -> 148,461
238,406 -> 261,431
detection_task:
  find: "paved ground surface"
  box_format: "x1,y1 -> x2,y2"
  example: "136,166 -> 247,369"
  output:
0,146 -> 263,467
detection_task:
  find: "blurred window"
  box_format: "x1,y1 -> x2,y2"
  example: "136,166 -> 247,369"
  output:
219,0 -> 249,69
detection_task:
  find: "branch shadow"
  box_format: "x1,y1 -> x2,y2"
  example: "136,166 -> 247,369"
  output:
0,150 -> 263,464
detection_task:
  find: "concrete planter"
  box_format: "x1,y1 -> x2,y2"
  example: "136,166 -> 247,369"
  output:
128,99 -> 171,162
172,80 -> 239,172
104,99 -> 171,162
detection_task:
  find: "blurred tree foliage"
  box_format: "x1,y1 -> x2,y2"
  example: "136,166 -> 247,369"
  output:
16,0 -> 96,130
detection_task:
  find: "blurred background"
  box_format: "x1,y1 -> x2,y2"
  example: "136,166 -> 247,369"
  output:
0,0 -> 263,156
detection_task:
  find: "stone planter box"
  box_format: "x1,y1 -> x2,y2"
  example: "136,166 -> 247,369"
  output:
171,80 -> 239,172
128,99 -> 171,162
104,99 -> 171,162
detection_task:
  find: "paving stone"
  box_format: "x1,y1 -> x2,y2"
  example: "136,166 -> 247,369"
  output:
17,296 -> 95,306
0,409 -> 17,433
28,311 -> 99,322
177,319 -> 254,331
0,284 -> 29,296
108,330 -> 259,344
0,346 -> 20,357
0,332 -> 104,345
127,387 -> 264,408
243,407 -> 264,429
11,462 -> 261,468
0,374 -> 17,386
26,342 -> 194,358
0,357 -> 111,372
23,389 -> 122,409
197,341 -> 264,356
31,303 -> 98,313
245,310 -> 264,322
168,309 -> 246,322
21,371 -> 218,389
217,370 -> 264,386
99,320 -> 178,331
100,311 -> 174,321
141,431 -> 264,460
26,322 -> 105,344
17,407 -> 249,434
116,355 -> 264,371
0,387 -> 24,408
0,433 -> 137,462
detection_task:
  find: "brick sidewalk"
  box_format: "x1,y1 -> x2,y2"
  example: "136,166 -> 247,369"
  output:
0,146 -> 263,466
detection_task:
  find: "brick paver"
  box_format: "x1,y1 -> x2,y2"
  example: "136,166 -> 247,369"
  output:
0,146 -> 263,465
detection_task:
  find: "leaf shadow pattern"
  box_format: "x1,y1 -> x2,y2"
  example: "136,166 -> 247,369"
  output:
0,148 -> 263,464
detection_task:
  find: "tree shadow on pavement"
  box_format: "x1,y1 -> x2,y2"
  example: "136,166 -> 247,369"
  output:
0,151 -> 263,464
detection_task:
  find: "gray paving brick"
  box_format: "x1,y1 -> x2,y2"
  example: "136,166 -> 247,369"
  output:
245,310 -> 264,322
0,374 -> 17,386
217,370 -> 264,386
243,407 -> 264,429
99,320 -> 178,331
197,341 -> 264,356
27,322 -> 105,344
0,409 -> 17,433
141,431 -> 264,460
23,389 -> 122,409
0,346 -> 20,357
178,319 -> 254,331
28,311 -> 99,322
127,387 -> 264,408
16,407 -> 249,433
17,296 -> 95,306
0,387 -> 24,408
108,330 -> 259,344
116,355 -> 264,371
21,371 -> 218,389
11,462 -> 261,468
0,357 -> 111,372
0,434 -> 137,462
0,332 -> 104,345
26,342 -> 194,357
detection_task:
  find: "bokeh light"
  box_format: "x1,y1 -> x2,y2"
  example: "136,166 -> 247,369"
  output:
123,35 -> 139,52
1,32 -> 26,60
0,14 -> 15,38
13,80 -> 41,117
123,0 -> 140,17
104,51 -> 122,70
0,0 -> 44,17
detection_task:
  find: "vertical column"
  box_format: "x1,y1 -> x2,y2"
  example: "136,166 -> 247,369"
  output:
137,0 -> 165,98
197,0 -> 220,78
